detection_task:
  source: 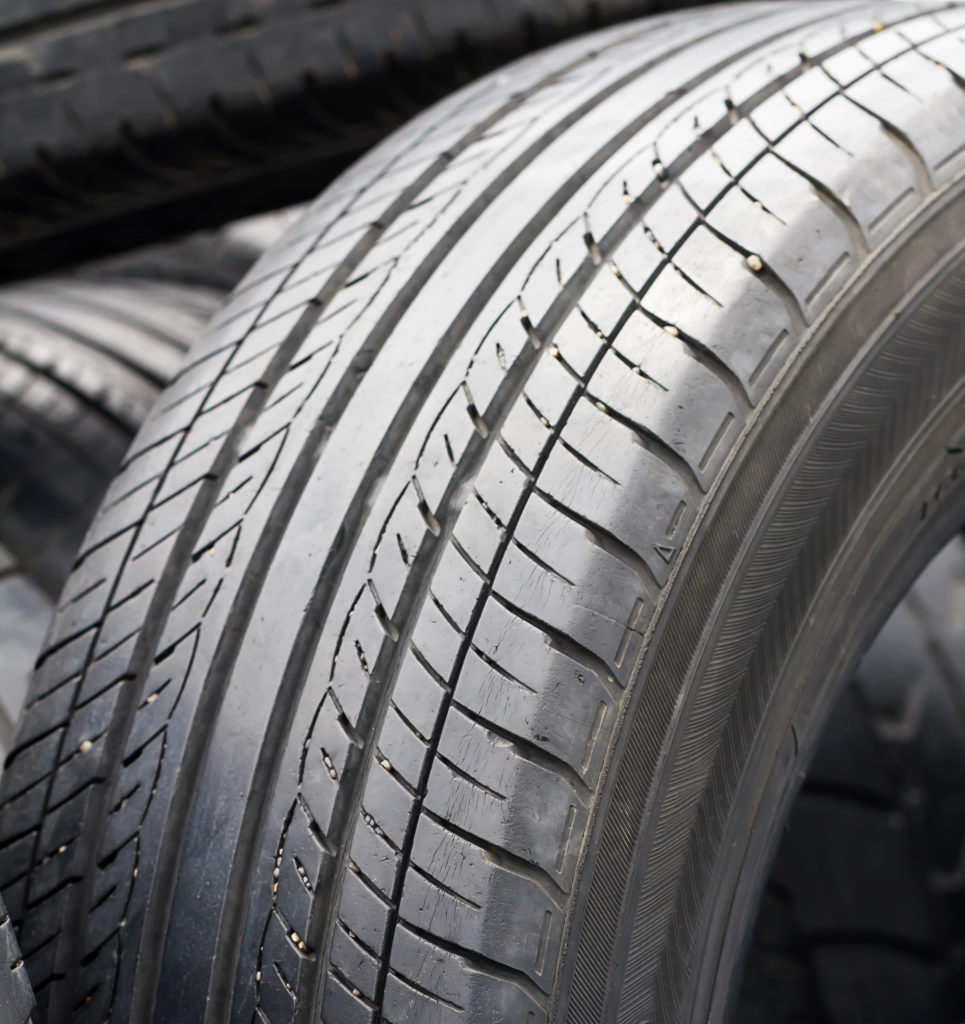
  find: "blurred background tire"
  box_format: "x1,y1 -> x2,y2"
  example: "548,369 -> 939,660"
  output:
0,276 -> 215,759
0,0 -> 712,279
738,535 -> 965,1023
0,211 -> 297,760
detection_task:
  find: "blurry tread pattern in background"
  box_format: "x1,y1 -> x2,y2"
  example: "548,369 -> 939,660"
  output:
0,0 -> 707,278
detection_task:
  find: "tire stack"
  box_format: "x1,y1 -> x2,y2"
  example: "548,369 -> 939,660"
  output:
1,4 -> 965,1024
0,6 -> 693,1017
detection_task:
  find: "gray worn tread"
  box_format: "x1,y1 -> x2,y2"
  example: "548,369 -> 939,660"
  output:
0,226 -> 285,762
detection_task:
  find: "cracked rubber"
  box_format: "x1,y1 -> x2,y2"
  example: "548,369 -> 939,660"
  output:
0,0 -> 711,279
3,3 -> 965,1023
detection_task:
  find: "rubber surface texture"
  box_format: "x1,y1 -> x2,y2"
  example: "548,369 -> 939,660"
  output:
0,274 -> 221,756
0,212 -> 295,759
0,218 -> 296,1021
737,535 -> 965,1023
0,891 -> 34,1024
2,4 -> 965,1024
0,0 -> 710,279
0,273 -> 220,1024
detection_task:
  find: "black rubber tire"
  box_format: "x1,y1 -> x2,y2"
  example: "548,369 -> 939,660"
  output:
0,548 -> 50,769
0,216 -> 291,1020
0,277 -> 218,599
0,212 -> 296,760
4,3 -> 965,1023
0,276 -> 220,757
0,893 -> 34,1024
0,0 -> 712,280
73,207 -> 307,294
736,534 -> 965,1023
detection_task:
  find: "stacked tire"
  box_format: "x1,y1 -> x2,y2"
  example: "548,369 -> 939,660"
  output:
0,275 -> 222,755
0,221 -> 287,1021
1,3 -> 965,1024
0,0 -> 708,277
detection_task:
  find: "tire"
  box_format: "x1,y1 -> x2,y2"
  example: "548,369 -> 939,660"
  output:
75,207 -> 307,294
0,277 -> 218,598
3,3 -> 965,1023
0,275 -> 219,758
0,213 -> 296,760
737,535 -> 965,1023
0,893 -> 34,1024
0,0 -> 711,280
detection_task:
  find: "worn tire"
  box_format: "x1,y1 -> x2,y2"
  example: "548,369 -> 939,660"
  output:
0,0 -> 710,279
0,277 -> 218,593
0,213 -> 296,760
0,893 -> 34,1024
0,276 -> 219,758
4,3 -> 965,1022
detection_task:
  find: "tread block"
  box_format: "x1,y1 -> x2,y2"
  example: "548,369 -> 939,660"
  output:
330,922 -> 381,1003
301,692 -> 358,836
589,327 -> 741,487
543,397 -> 697,585
257,910 -> 302,1024
386,924 -> 546,1024
274,798 -> 330,942
349,815 -> 401,898
458,597 -> 617,779
707,153 -> 857,316
404,813 -> 564,989
776,94 -> 921,242
377,704 -> 430,791
321,970 -> 377,1024
426,706 -> 587,885
338,863 -> 394,956
850,50 -> 965,181
646,223 -> 796,397
360,755 -> 417,854
493,493 -> 653,680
